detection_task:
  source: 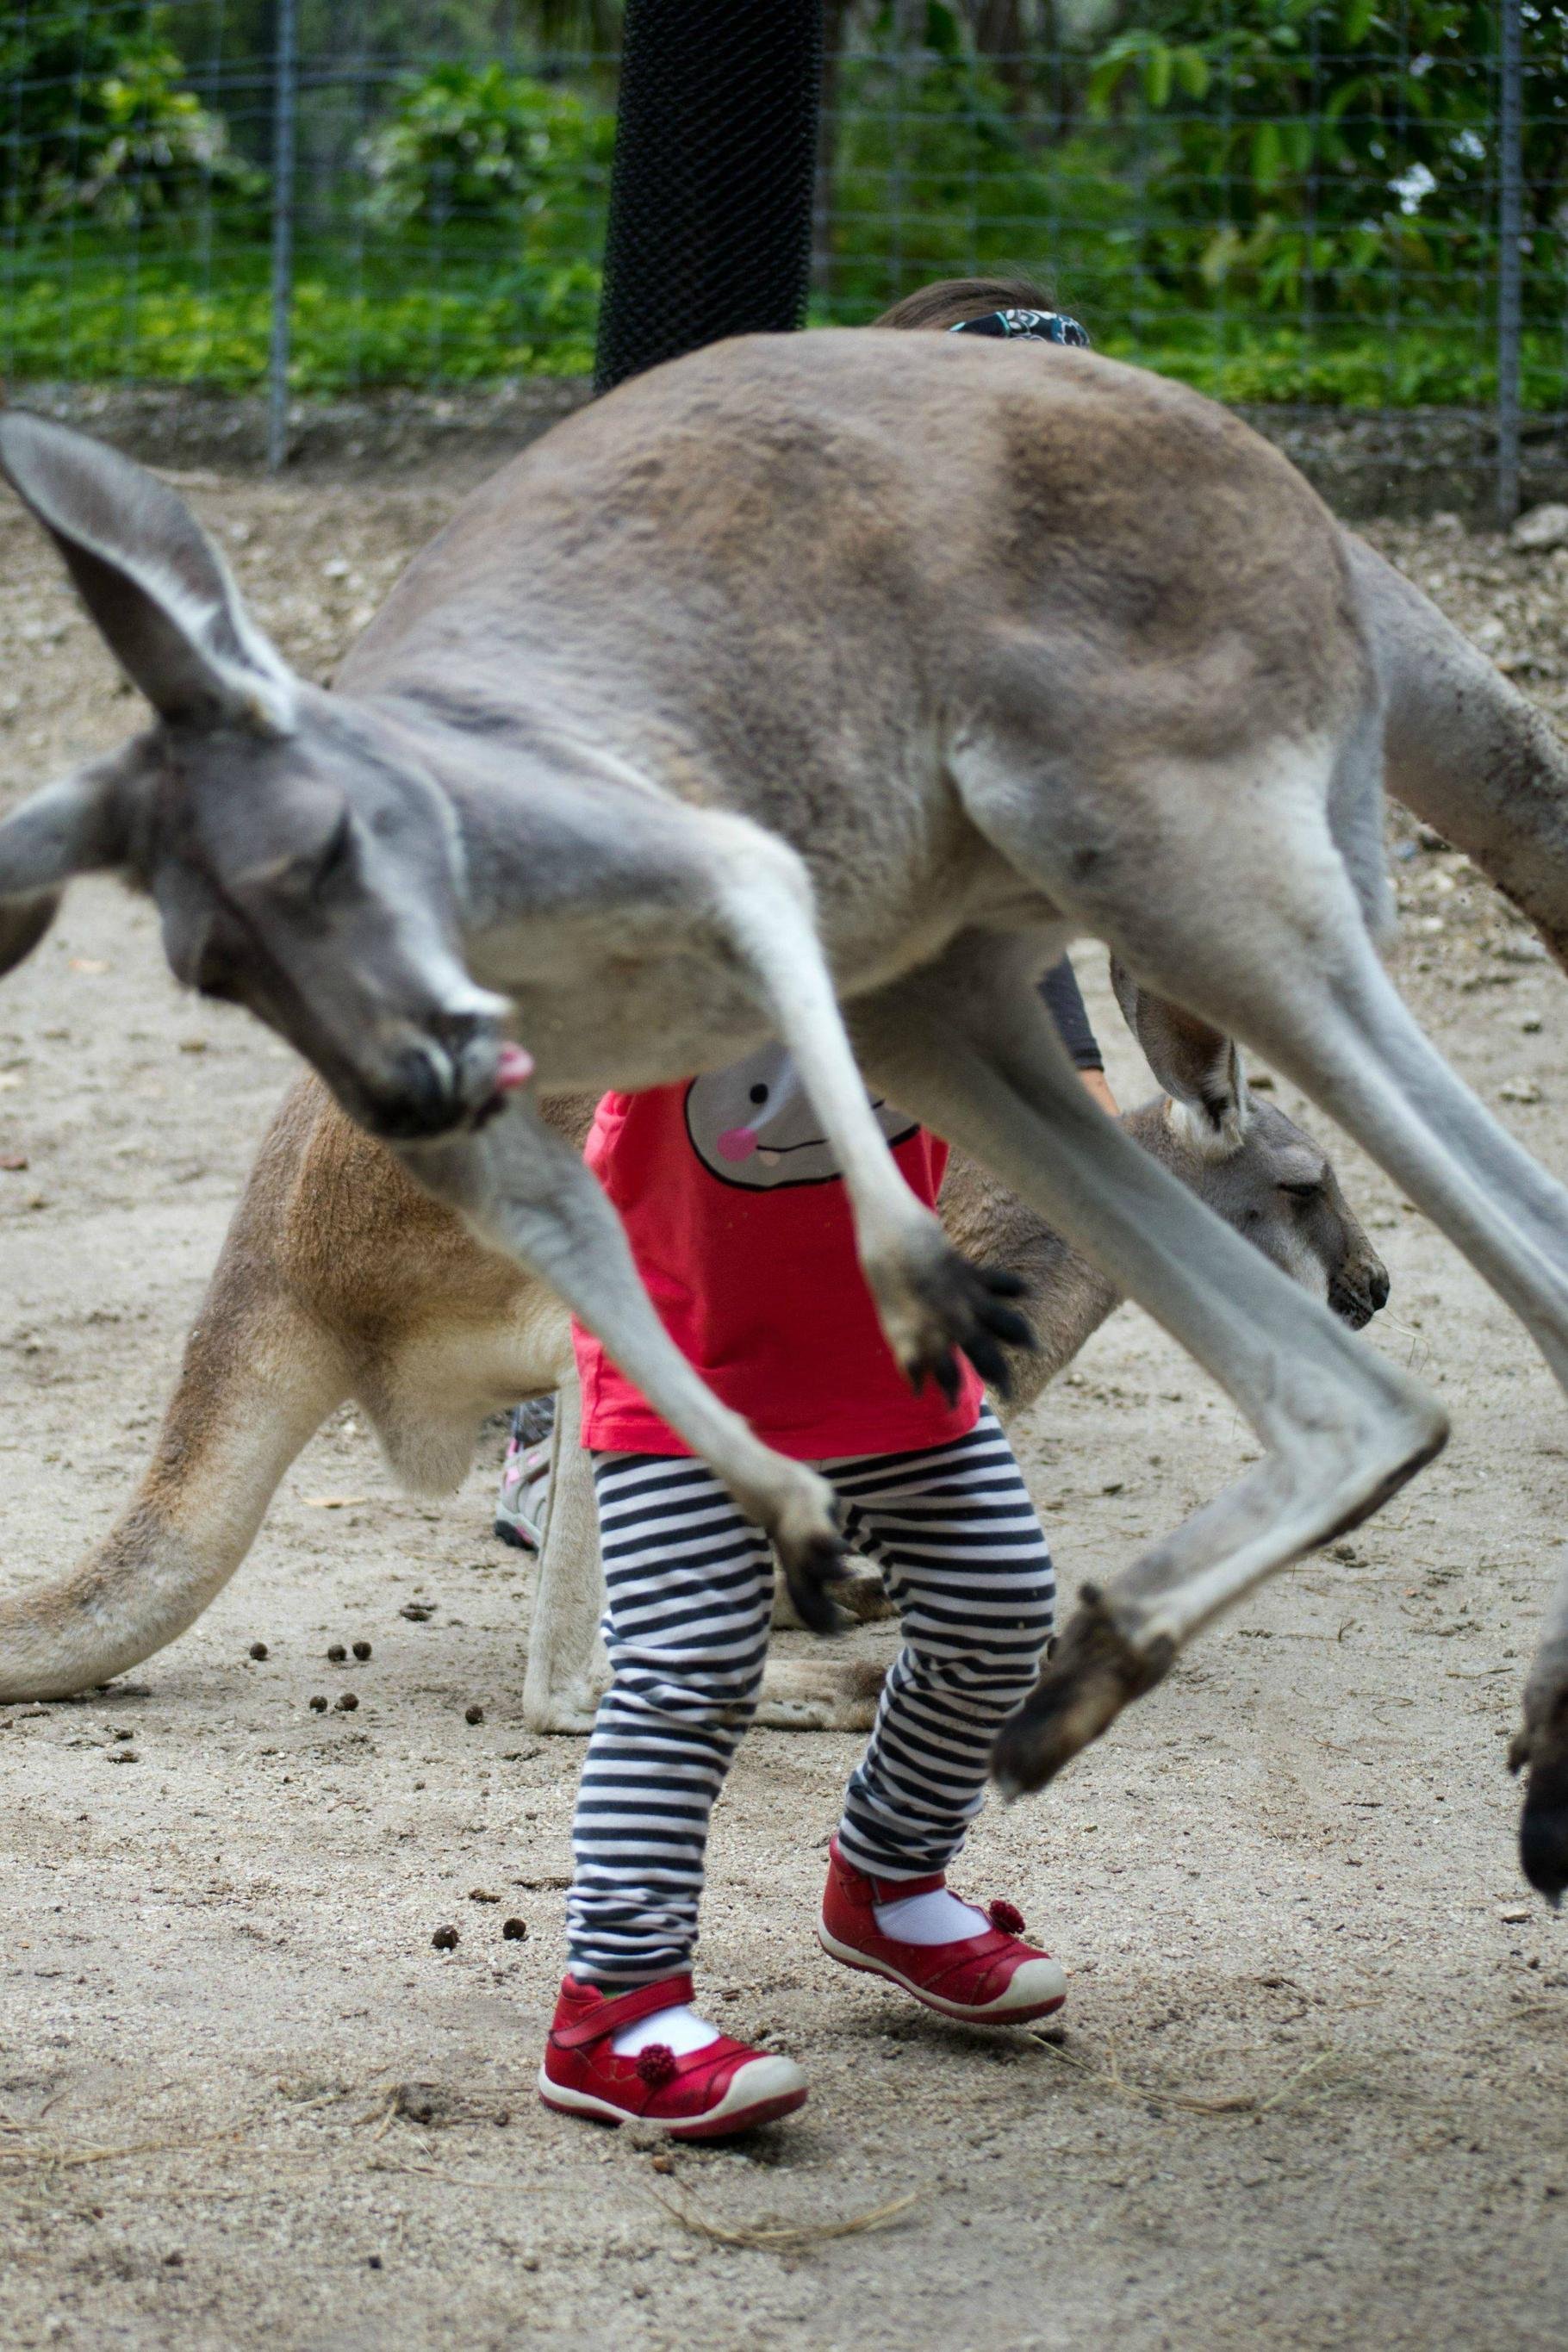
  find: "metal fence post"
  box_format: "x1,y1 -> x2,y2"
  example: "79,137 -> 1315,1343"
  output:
267,0 -> 300,473
1496,0 -> 1524,526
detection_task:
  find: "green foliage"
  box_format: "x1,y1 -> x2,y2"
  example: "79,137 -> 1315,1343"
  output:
0,3 -> 258,232
358,62 -> 613,239
1080,3 -> 1568,321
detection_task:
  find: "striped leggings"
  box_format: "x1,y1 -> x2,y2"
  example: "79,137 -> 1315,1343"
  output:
567,1407 -> 1056,1984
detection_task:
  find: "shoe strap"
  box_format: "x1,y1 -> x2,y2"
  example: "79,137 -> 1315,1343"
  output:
863,1866 -> 948,1903
553,1973 -> 696,2050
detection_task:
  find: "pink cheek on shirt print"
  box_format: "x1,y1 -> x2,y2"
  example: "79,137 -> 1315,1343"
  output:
716,1125 -> 759,1164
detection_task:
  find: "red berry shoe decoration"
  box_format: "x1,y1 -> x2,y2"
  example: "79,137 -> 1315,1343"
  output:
818,1839 -> 1066,2025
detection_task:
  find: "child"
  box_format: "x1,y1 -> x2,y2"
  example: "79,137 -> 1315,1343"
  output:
536,283 -> 1110,2139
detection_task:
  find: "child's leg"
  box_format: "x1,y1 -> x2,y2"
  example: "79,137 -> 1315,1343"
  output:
828,1406 -> 1055,1879
566,1451 -> 775,1987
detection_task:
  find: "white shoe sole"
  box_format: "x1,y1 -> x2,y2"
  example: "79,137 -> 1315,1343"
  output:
538,2053 -> 807,2137
818,1924 -> 1067,2023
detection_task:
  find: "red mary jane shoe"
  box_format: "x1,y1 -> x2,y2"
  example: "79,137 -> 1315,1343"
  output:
818,1838 -> 1067,2025
538,1973 -> 808,2138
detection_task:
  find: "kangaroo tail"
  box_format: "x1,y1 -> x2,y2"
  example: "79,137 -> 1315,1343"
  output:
0,1243 -> 347,1700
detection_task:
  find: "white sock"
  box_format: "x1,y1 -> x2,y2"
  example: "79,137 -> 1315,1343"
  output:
873,1888 -> 991,1945
610,2002 -> 720,2058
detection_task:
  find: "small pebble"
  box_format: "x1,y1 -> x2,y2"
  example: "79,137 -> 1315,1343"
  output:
327,1644 -> 347,1663
502,1917 -> 527,1941
352,1640 -> 372,1661
495,2109 -> 510,2128
464,1704 -> 484,1726
335,1692 -> 358,1713
309,1696 -> 328,1713
432,1925 -> 459,1951
249,1642 -> 270,1661
650,2153 -> 675,2175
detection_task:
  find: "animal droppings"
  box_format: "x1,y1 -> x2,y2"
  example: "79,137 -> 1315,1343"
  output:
107,1750 -> 139,1764
367,2256 -> 383,2270
327,1644 -> 347,1662
335,1692 -> 359,1712
309,1696 -> 328,1713
249,1641 -> 270,1660
465,1704 -> 484,1726
502,1917 -> 527,1941
400,1603 -> 434,1622
495,2109 -> 510,2128
432,1925 -> 458,1951
469,1888 -> 501,1903
352,1640 -> 372,1660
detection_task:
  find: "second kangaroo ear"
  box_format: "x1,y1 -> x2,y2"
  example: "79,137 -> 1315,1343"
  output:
1110,959 -> 1252,1152
0,412 -> 295,731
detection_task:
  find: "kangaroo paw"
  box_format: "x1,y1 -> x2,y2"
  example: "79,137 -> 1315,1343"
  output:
1510,1674 -> 1568,1905
779,1529 -> 851,1637
991,1585 -> 1175,1800
877,1241 -> 1036,1406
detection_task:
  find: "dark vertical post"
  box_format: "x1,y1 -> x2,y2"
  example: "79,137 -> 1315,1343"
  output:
267,0 -> 300,473
1496,0 -> 1524,526
594,0 -> 824,395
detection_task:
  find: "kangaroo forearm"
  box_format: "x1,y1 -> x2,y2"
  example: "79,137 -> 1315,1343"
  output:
1349,533 -> 1568,963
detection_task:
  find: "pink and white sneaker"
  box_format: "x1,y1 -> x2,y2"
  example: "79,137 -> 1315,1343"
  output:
538,1974 -> 808,2139
818,1838 -> 1067,2025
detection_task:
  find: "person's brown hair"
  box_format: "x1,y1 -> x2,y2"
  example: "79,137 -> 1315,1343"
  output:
868,276 -> 1056,333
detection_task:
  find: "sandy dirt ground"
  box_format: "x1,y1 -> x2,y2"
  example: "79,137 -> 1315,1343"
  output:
3,464 -> 1568,2352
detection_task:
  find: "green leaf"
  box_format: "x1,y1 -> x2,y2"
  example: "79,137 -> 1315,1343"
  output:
1251,119 -> 1285,190
1143,40 -> 1173,110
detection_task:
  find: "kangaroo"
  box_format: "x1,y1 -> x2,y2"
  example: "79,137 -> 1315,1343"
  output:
3,334 -> 1568,1896
0,987 -> 1386,1732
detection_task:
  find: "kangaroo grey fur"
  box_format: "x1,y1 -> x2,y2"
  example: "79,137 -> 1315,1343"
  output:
2,332 -> 1567,1897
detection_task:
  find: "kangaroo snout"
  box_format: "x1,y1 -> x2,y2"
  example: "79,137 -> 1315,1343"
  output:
359,1012 -> 508,1141
1330,1248 -> 1391,1332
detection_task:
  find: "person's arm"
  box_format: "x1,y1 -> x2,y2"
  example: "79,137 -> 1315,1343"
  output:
1039,955 -> 1117,1115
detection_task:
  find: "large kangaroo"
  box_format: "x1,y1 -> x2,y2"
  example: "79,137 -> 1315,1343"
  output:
3,334 -> 1568,1895
0,992 -> 1386,1732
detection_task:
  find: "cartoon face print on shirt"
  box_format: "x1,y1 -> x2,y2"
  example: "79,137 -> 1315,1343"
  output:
684,1042 -> 917,1190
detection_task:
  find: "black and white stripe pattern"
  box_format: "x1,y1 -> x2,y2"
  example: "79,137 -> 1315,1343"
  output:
567,1408 -> 1055,1983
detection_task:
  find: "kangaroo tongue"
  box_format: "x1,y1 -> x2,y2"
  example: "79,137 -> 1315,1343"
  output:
495,1042 -> 534,1091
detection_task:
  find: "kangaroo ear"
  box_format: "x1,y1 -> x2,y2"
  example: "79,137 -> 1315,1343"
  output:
0,753 -> 134,977
1110,959 -> 1252,1153
0,412 -> 295,730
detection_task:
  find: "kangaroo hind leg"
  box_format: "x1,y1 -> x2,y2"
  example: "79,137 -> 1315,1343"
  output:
965,721 -> 1568,1895
848,921 -> 1445,1804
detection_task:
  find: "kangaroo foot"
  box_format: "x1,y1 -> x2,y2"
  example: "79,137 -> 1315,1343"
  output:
1510,1658 -> 1568,1903
755,1658 -> 887,1733
991,1585 -> 1176,1800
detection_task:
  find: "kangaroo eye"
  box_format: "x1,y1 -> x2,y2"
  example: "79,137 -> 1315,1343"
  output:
1280,1180 -> 1322,1203
749,1083 -> 768,1104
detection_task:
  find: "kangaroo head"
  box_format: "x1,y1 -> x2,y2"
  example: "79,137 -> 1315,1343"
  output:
1111,961 -> 1389,1329
0,414 -> 510,1142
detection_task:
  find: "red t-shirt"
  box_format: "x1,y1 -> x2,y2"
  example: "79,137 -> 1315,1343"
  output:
572,1042 -> 984,1459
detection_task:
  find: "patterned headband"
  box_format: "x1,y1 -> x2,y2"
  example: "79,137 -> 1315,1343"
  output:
949,308 -> 1091,347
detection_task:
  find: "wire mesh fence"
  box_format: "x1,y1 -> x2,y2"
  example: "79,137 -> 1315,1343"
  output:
1,4 -> 1564,513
